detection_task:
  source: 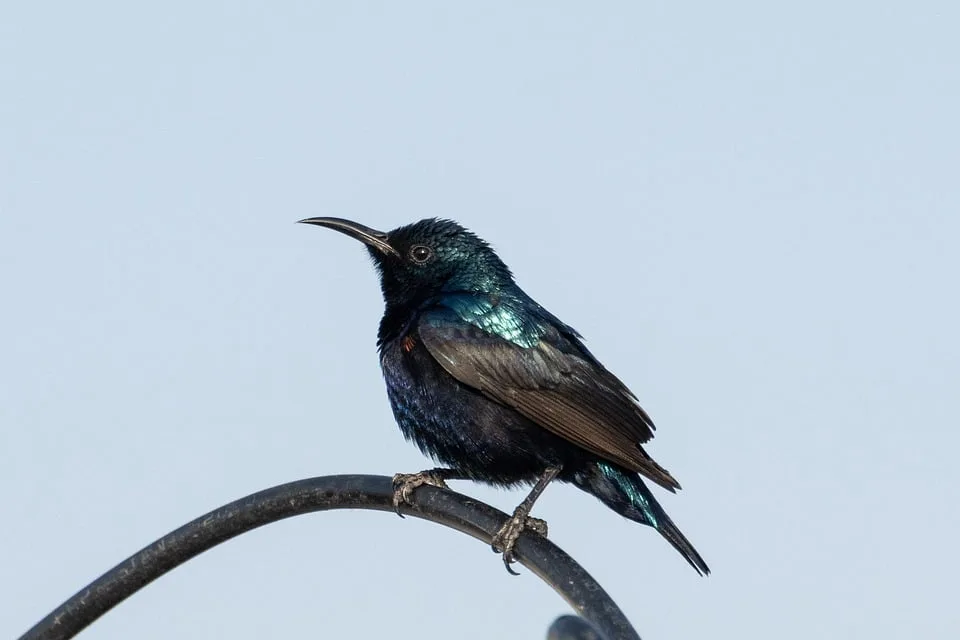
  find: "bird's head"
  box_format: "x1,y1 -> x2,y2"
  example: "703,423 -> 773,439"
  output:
300,217 -> 514,309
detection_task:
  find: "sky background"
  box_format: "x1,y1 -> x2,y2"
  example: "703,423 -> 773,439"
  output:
2,2 -> 958,639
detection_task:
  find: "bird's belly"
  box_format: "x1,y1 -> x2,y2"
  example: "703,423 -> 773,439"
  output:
380,337 -> 569,485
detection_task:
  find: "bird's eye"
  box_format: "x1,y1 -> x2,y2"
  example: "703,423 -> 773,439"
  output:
410,245 -> 433,263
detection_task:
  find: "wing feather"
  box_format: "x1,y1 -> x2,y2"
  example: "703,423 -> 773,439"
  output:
418,311 -> 680,491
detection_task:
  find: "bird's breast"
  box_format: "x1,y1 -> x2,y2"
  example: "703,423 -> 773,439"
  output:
377,328 -> 571,484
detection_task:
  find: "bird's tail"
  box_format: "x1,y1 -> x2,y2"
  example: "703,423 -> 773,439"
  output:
572,461 -> 710,576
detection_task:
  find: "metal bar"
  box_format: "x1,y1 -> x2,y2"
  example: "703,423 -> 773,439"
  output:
18,474 -> 640,640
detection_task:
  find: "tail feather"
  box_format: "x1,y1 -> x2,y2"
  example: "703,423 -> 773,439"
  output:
572,461 -> 710,576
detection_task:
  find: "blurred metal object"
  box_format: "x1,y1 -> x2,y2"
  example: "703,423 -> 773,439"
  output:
19,474 -> 640,640
549,615 -> 608,640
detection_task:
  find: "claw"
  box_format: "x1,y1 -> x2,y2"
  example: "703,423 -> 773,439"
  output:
391,471 -> 450,517
491,510 -> 549,575
504,550 -> 520,575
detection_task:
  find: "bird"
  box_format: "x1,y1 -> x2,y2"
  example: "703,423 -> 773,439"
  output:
299,216 -> 709,576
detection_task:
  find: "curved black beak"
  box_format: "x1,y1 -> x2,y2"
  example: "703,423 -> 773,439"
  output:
298,217 -> 400,257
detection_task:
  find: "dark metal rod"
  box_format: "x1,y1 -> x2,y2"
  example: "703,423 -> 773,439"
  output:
18,474 -> 640,640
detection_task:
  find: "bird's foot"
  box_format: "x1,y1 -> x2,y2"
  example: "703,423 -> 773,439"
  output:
391,470 -> 451,516
491,507 -> 549,575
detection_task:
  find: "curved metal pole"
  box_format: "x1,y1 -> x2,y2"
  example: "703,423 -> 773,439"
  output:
18,474 -> 639,640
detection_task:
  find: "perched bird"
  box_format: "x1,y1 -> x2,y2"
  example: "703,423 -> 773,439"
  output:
300,217 -> 709,575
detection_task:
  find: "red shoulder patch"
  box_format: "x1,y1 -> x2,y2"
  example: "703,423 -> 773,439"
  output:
401,335 -> 416,353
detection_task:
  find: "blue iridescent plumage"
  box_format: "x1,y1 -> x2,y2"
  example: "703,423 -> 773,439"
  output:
301,216 -> 709,575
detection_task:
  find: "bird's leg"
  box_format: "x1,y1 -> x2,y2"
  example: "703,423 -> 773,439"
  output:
392,468 -> 465,516
492,466 -> 562,575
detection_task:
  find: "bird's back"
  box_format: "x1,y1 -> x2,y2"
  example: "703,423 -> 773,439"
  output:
414,290 -> 681,491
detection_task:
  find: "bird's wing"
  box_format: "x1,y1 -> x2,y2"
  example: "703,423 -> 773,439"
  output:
418,310 -> 680,491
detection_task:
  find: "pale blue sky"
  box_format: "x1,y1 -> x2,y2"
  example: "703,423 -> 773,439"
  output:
2,3 -> 958,639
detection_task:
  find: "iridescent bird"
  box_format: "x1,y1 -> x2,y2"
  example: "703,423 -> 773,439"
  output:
300,217 -> 709,575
